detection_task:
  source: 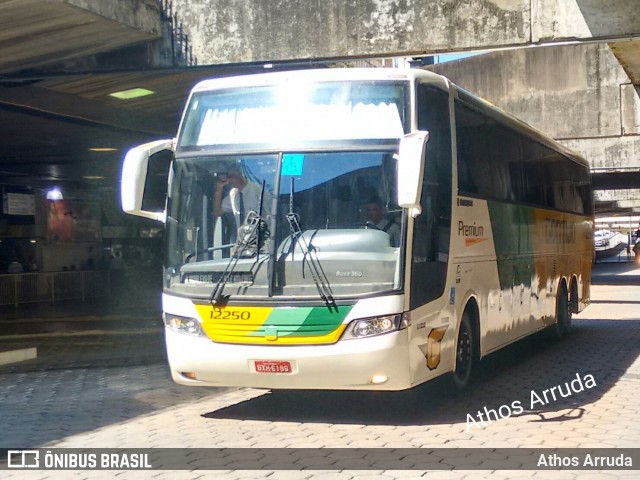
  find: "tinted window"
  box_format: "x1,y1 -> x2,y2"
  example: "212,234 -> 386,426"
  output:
456,102 -> 523,202
456,98 -> 591,215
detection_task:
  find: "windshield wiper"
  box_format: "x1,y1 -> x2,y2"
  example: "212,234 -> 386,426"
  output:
284,179 -> 337,311
210,181 -> 268,305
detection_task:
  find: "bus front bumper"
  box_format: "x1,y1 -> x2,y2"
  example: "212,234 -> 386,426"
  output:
165,327 -> 411,391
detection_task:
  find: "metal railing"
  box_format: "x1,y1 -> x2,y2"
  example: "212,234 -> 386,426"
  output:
159,0 -> 197,66
0,270 -> 110,307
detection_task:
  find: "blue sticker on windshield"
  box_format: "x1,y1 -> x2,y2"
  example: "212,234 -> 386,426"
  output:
281,154 -> 304,176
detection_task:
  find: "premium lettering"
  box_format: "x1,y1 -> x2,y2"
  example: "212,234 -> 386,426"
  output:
458,221 -> 484,238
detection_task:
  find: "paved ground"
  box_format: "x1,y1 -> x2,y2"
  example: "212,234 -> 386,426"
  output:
1,263 -> 639,479
0,294 -> 162,335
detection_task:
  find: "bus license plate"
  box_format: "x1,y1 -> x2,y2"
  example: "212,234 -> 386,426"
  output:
254,360 -> 292,374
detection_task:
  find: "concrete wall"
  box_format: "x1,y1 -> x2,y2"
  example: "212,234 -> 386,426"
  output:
171,0 -> 640,64
428,43 -> 640,204
429,43 -> 631,139
622,85 -> 640,135
532,0 -> 640,42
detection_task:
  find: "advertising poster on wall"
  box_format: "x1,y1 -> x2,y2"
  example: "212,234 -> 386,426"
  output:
46,200 -> 100,244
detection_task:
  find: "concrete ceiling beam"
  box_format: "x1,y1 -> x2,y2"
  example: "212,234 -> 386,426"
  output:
0,0 -> 161,73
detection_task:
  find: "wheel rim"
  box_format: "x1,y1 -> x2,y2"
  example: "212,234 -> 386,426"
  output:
456,325 -> 472,377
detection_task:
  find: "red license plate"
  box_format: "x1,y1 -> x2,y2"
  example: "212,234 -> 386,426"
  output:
254,360 -> 292,374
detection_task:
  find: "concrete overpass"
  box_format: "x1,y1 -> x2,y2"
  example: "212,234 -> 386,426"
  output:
171,0 -> 640,82
1,1 -> 639,80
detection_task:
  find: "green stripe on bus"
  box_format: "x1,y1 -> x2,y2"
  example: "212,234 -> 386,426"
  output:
262,307 -> 314,326
488,201 -> 534,291
248,305 -> 352,337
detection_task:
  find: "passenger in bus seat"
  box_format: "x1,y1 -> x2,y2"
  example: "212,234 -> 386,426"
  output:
213,165 -> 266,227
365,197 -> 401,247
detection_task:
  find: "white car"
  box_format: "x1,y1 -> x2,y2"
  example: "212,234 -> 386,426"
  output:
594,230 -> 610,248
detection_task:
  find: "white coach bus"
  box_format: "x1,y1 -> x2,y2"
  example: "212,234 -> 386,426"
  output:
121,68 -> 593,391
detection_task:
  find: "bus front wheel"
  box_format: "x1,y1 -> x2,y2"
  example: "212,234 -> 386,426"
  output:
451,310 -> 476,391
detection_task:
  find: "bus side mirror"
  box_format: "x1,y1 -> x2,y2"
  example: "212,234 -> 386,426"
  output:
396,131 -> 429,218
121,139 -> 175,222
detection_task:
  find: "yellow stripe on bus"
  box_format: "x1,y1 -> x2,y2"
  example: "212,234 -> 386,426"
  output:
203,324 -> 348,345
193,304 -> 349,345
194,304 -> 271,337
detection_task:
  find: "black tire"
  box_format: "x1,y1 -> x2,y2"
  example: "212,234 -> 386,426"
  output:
451,310 -> 475,391
551,284 -> 571,339
570,280 -> 579,314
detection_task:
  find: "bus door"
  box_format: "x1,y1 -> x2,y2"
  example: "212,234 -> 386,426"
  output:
407,85 -> 453,383
408,177 -> 453,383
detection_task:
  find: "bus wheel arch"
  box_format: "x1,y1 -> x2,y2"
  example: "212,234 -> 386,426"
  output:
451,297 -> 480,391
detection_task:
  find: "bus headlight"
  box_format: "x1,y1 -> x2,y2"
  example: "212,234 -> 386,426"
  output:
344,314 -> 406,339
163,313 -> 206,337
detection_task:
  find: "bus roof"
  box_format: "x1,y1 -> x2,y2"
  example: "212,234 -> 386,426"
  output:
190,67 -> 449,93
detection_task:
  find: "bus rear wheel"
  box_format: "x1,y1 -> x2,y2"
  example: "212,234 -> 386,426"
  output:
451,311 -> 475,391
552,284 -> 572,339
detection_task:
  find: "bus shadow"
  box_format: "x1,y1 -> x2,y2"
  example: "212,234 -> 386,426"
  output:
203,317 -> 640,426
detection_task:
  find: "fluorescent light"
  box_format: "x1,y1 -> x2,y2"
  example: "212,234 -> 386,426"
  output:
46,188 -> 63,201
109,88 -> 155,100
83,176 -> 106,180
88,147 -> 117,152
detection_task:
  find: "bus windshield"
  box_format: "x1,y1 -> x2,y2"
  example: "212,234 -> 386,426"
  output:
165,149 -> 403,300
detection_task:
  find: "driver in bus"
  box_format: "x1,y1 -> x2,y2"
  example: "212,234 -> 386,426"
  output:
365,197 -> 401,247
212,165 -> 265,228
